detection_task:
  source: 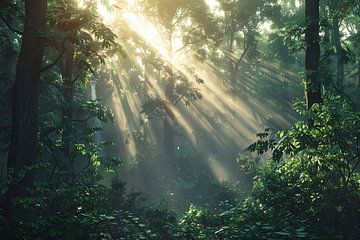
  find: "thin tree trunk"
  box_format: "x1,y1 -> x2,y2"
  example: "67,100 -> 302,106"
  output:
163,65 -> 176,158
228,31 -> 235,90
61,46 -> 75,172
143,60 -> 148,96
163,29 -> 175,158
358,61 -> 360,88
5,0 -> 47,218
333,17 -> 344,91
305,0 -> 321,109
164,78 -> 175,157
321,2 -> 332,90
227,30 -> 238,118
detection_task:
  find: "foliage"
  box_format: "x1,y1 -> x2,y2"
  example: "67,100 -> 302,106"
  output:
247,95 -> 360,239
236,153 -> 260,177
1,0 -> 360,239
169,96 -> 360,240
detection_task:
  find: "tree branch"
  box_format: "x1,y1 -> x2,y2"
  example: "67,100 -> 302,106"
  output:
175,26 -> 201,53
71,116 -> 93,123
234,44 -> 249,71
72,74 -> 81,84
40,49 -> 66,73
174,94 -> 186,105
40,36 -> 74,73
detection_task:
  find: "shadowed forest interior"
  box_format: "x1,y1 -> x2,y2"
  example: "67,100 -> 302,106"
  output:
0,0 -> 360,239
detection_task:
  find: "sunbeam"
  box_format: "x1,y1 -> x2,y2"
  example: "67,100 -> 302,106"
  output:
93,0 -> 304,190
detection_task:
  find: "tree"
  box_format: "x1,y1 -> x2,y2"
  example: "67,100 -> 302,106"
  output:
0,1 -> 22,181
46,0 -> 116,174
305,0 -> 321,109
137,0 -> 212,158
219,0 -> 261,92
5,0 -> 47,217
329,0 -> 345,91
319,0 -> 360,93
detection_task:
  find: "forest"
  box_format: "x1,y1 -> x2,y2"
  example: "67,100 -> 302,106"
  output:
0,0 -> 359,239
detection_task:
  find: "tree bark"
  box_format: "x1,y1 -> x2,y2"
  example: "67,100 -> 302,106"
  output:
5,0 -> 47,217
164,77 -> 175,158
358,61 -> 360,89
321,1 -> 332,90
305,0 -> 322,109
228,31 -> 235,90
332,17 -> 344,91
61,45 -> 75,172
163,28 -> 176,158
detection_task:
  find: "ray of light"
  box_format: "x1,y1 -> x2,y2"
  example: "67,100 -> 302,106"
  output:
97,0 -> 116,23
208,155 -> 230,181
96,2 -> 302,184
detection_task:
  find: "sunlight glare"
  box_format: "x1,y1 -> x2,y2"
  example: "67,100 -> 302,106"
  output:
77,0 -> 86,8
206,0 -> 224,16
259,21 -> 273,34
208,155 -> 230,181
127,0 -> 136,6
97,0 -> 116,23
122,12 -> 170,59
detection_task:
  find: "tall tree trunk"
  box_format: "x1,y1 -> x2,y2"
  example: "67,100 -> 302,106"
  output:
358,61 -> 360,89
333,17 -> 344,91
164,79 -> 175,157
228,31 -> 235,90
143,60 -> 148,96
227,30 -> 238,118
61,46 -> 75,173
305,0 -> 322,109
5,0 -> 47,218
321,1 -> 332,90
163,29 -> 175,158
